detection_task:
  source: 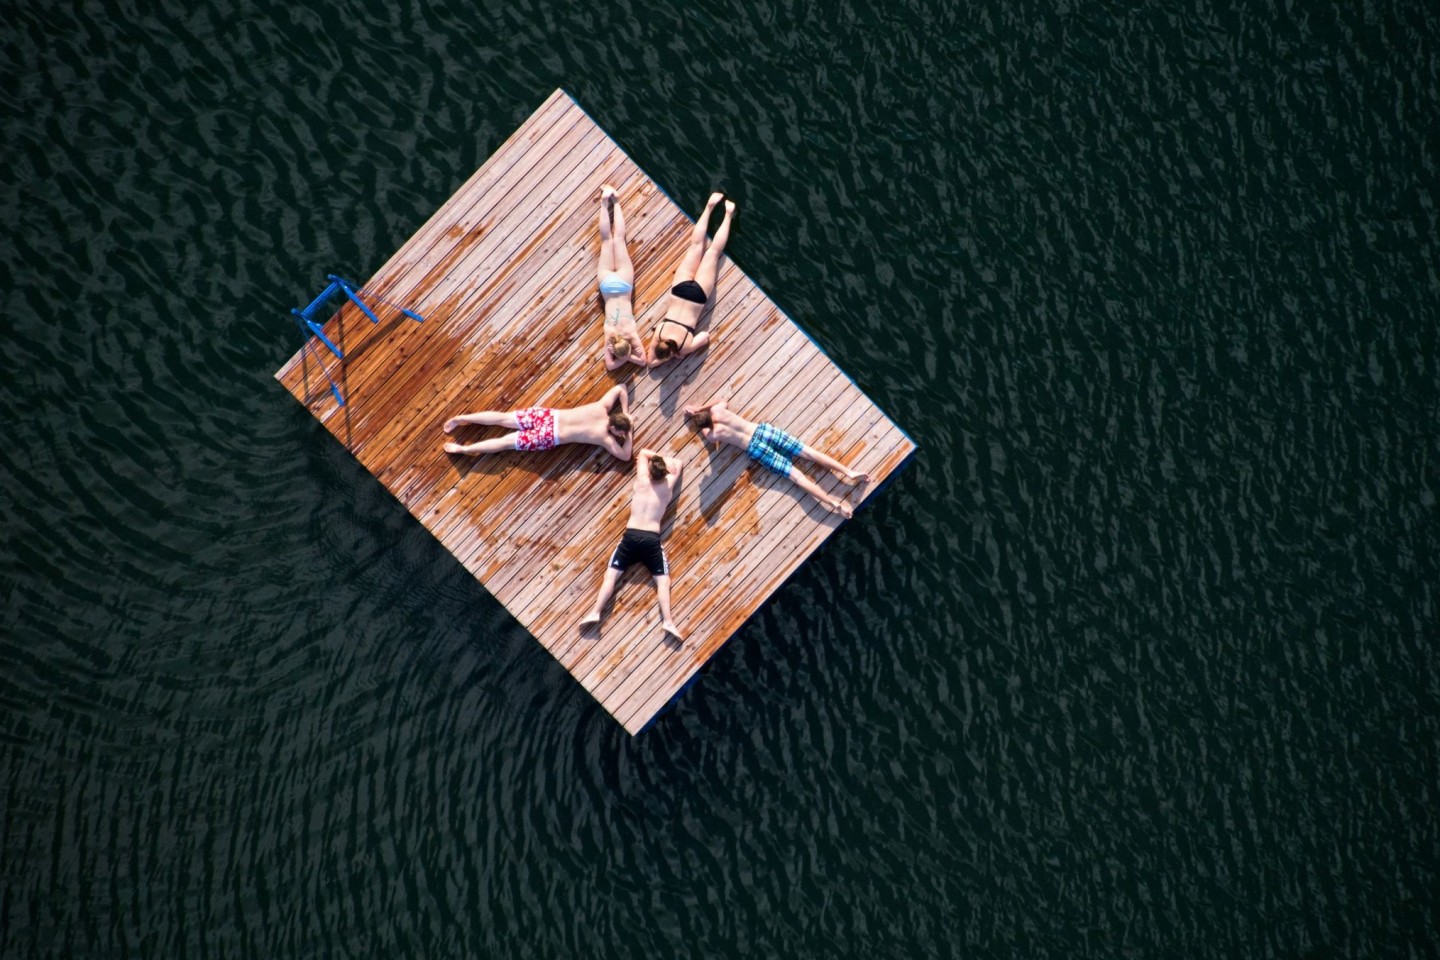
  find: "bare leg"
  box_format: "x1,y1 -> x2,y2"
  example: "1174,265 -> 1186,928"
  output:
444,434 -> 519,455
796,442 -> 869,484
443,410 -> 521,433
786,469 -> 854,519
581,566 -> 623,627
693,198 -> 735,294
597,185 -> 617,276
611,192 -> 634,283
654,574 -> 683,642
672,192 -> 723,282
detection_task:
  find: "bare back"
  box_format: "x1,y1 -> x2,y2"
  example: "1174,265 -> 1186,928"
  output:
703,402 -> 757,449
660,295 -> 704,330
553,400 -> 609,445
628,455 -> 680,532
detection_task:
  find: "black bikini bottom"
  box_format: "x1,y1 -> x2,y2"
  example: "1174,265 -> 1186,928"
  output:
670,279 -> 707,305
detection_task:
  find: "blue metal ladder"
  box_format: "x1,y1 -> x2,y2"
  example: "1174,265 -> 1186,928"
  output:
290,274 -> 425,406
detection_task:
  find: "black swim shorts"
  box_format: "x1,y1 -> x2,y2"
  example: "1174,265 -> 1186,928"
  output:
608,528 -> 668,576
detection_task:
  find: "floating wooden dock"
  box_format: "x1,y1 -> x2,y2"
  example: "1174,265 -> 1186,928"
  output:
275,90 -> 915,734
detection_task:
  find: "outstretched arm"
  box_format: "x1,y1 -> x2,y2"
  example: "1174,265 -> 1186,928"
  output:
682,397 -> 723,418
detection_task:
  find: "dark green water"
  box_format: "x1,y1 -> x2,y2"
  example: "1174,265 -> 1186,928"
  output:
3,0 -> 1437,956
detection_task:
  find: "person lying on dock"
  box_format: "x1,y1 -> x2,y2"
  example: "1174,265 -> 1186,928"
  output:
580,449 -> 685,643
597,184 -> 648,370
683,399 -> 869,518
443,384 -> 633,460
647,191 -> 736,367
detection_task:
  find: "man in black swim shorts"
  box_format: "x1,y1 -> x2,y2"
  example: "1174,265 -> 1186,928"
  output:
608,528 -> 668,578
580,448 -> 686,643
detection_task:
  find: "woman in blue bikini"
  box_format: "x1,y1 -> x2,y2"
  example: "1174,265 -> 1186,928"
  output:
597,185 -> 648,369
648,191 -> 736,366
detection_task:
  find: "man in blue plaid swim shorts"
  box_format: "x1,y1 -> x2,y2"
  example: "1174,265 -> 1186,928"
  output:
746,422 -> 805,476
682,398 -> 870,519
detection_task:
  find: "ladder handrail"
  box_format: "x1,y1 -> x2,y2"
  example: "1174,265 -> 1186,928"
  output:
287,272 -> 425,407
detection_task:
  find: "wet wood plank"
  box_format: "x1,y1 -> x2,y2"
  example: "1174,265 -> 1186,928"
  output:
274,89 -> 916,734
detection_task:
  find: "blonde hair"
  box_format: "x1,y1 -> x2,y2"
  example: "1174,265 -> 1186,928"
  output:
609,336 -> 631,359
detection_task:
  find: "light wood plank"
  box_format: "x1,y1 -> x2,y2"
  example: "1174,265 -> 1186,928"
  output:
274,90 -> 916,733
276,91 -> 575,393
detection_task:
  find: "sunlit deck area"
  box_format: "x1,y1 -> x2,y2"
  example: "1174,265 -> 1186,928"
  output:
274,89 -> 915,733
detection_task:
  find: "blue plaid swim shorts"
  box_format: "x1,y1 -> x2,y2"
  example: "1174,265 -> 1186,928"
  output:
746,422 -> 803,477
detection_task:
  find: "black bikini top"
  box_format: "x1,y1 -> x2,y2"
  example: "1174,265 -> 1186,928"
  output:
656,317 -> 696,346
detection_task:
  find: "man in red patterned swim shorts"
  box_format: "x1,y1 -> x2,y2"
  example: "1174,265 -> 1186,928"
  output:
442,384 -> 634,461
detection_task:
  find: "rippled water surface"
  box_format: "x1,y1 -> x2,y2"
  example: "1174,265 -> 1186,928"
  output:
3,0 -> 1437,956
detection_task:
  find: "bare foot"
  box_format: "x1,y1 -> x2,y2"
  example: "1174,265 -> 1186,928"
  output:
723,199 -> 736,217
705,191 -> 723,210
838,466 -> 870,485
579,611 -> 602,629
600,184 -> 616,199
443,442 -> 466,454
661,621 -> 684,644
819,498 -> 853,520
443,417 -> 469,433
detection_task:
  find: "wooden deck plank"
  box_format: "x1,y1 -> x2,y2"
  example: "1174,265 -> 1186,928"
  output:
276,90 -> 577,393
372,166 -> 667,478
372,183 -> 734,548
310,118 -> 618,441
282,138 -> 606,446
406,183 -> 699,533
274,90 -> 915,733
499,299 -> 803,621
414,231 -> 757,599
469,281 -> 780,611
509,318 -> 817,689
575,359 -> 865,699
321,149 -> 640,515
354,156 -> 652,498
616,408 -> 910,728
346,115 -> 607,382
612,410 -> 905,727
291,107 -> 604,441
520,324 -> 827,671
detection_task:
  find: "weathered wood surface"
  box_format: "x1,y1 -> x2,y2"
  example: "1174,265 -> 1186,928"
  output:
275,90 -> 915,734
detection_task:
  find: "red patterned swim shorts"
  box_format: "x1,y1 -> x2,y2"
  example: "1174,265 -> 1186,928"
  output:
514,407 -> 557,451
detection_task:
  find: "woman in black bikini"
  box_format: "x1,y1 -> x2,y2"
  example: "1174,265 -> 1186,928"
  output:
648,191 -> 736,365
